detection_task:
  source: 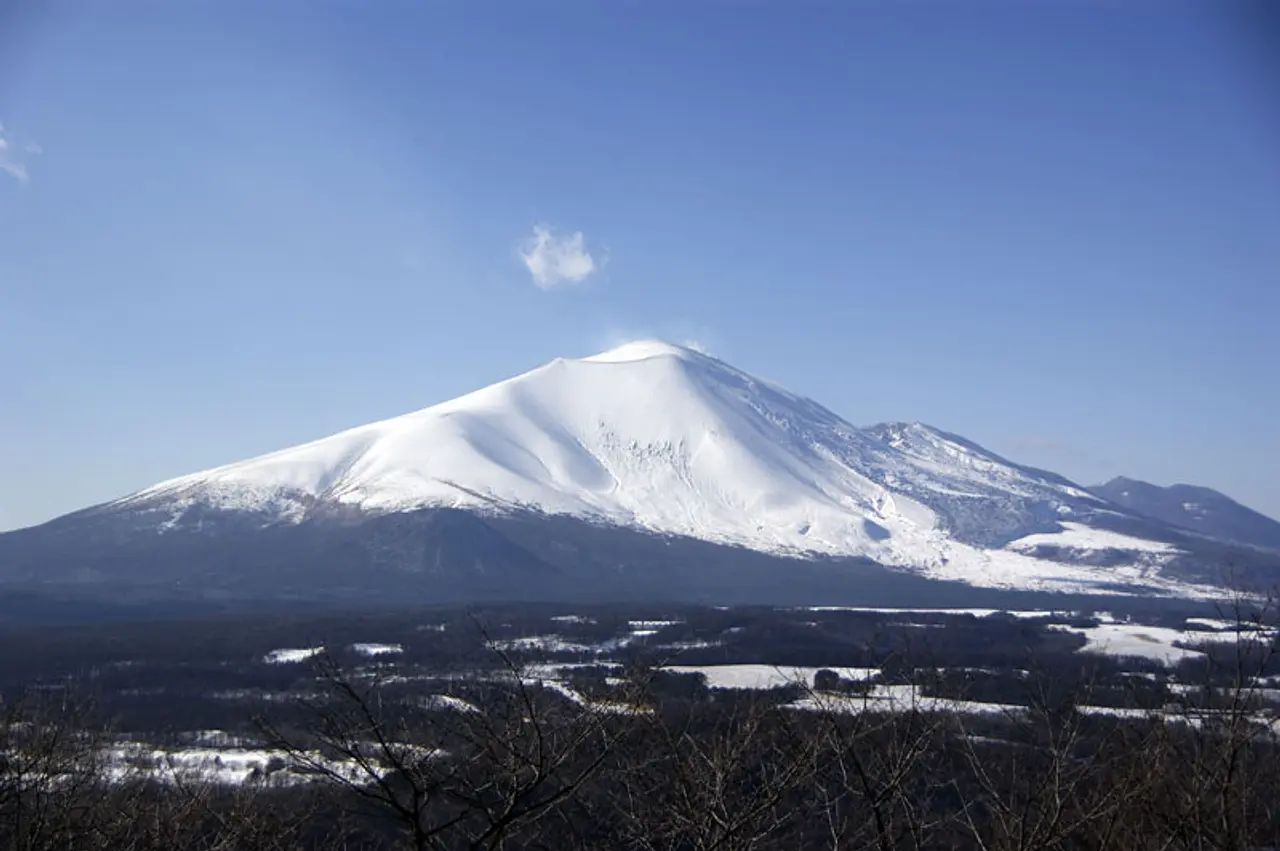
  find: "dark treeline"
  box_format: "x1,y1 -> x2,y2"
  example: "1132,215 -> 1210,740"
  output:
5,636 -> 1280,851
4,600 -> 1279,849
3,606 -> 1273,744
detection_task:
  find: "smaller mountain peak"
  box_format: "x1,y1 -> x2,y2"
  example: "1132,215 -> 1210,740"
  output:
580,339 -> 701,364
1101,475 -> 1144,488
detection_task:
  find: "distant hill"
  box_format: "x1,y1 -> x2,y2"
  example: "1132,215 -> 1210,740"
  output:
1090,477 -> 1280,552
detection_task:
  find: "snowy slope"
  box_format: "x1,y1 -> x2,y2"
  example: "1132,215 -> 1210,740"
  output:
117,341 -> 936,557
863,422 -> 1116,546
96,341 -> 1202,594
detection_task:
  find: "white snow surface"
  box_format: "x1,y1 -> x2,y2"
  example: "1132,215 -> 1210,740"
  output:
109,340 -> 1198,594
1050,624 -> 1206,665
802,607 -> 1064,618
1048,623 -> 1276,666
350,643 -> 403,657
421,694 -> 480,714
1006,522 -> 1175,554
263,647 -> 324,665
666,664 -> 879,690
790,685 -> 1022,717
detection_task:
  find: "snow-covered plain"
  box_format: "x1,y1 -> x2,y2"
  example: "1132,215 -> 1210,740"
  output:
791,685 -> 1023,717
791,687 -> 1280,730
801,606 -> 1065,618
1049,622 -> 1279,665
665,664 -> 879,690
1050,624 -> 1206,665
106,340 -> 1203,596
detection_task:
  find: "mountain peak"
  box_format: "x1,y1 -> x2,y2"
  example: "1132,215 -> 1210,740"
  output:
579,339 -> 702,364
1099,476 -> 1144,491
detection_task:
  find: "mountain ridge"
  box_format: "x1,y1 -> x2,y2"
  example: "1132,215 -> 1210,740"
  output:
1,341 -> 1274,602
1090,477 -> 1280,552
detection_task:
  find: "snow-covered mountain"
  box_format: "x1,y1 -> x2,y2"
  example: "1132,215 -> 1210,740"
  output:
0,341 -> 1265,602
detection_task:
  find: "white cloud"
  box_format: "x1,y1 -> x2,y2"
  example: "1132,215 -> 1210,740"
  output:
517,224 -> 599,289
0,124 -> 38,183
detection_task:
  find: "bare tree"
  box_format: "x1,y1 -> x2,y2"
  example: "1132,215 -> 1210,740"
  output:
256,643 -> 636,851
801,687 -> 952,851
601,678 -> 824,851
1126,593 -> 1280,851
951,682 -> 1163,851
0,687 -> 116,851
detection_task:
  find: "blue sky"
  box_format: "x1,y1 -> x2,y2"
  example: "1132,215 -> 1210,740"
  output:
1,0 -> 1277,530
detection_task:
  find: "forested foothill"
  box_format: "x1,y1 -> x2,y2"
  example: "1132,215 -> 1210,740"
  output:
3,598 -> 1280,849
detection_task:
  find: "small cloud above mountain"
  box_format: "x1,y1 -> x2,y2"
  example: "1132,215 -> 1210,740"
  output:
517,224 -> 600,289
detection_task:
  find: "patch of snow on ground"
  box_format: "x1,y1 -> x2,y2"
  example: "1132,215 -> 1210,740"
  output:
1007,522 -> 1177,554
1052,621 -> 1277,666
421,694 -> 480,713
350,643 -> 403,657
802,607 -> 1065,619
1050,624 -> 1204,665
263,647 -> 324,664
494,629 -> 670,655
791,685 -> 1021,716
655,639 -> 723,651
917,544 -> 1217,598
520,676 -> 649,715
186,730 -> 257,748
1184,617 -> 1254,631
492,635 -> 596,653
665,664 -> 879,690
